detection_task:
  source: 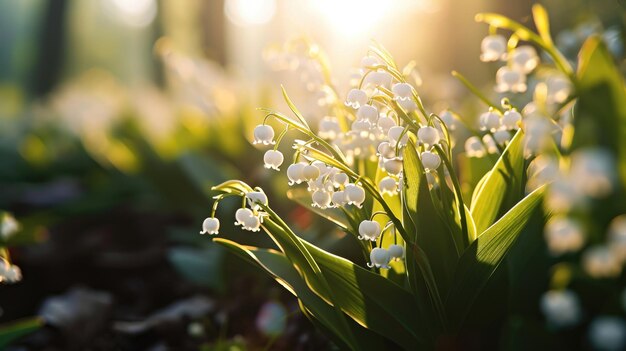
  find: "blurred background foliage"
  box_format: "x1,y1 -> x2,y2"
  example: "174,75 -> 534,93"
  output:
0,0 -> 624,349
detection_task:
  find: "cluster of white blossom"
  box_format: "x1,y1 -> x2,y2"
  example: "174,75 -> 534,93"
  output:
204,51 -> 459,269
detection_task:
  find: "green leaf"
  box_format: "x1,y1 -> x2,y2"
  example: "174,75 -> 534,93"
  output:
0,317 -> 44,348
404,142 -> 460,295
470,130 -> 526,234
213,238 -> 387,350
281,86 -> 310,129
531,4 -> 554,47
445,186 -> 546,330
575,36 -> 626,189
257,218 -> 430,349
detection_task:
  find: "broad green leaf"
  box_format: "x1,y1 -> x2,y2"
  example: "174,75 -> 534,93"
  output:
445,186 -> 546,330
286,188 -> 349,230
0,317 -> 44,348
404,142 -> 459,296
470,130 -> 526,234
575,36 -> 626,189
257,218 -> 430,349
213,239 -> 387,350
214,237 -> 430,349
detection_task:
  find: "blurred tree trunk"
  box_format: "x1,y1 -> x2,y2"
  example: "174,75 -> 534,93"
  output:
31,0 -> 67,97
201,0 -> 226,65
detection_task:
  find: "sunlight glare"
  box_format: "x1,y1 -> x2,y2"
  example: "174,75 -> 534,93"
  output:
311,0 -> 391,37
225,0 -> 276,26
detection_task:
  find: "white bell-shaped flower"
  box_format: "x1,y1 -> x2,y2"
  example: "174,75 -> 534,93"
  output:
358,220 -> 381,241
493,129 -> 512,146
479,111 -> 501,132
376,115 -> 396,133
540,290 -> 581,328
287,162 -> 307,185
311,190 -> 332,209
378,176 -> 398,196
509,45 -> 539,73
200,217 -> 220,235
482,134 -> 499,154
345,184 -> 366,207
420,151 -> 441,172
365,71 -> 393,88
377,142 -> 395,159
439,110 -> 457,131
312,161 -> 332,176
589,317 -> 626,351
246,191 -> 268,211
302,164 -> 321,182
383,157 -> 403,176
388,126 -> 408,147
496,66 -> 527,93
392,83 -> 413,101
569,148 -> 615,199
319,116 -> 342,140
546,74 -> 572,104
0,259 -> 21,284
241,214 -> 261,232
253,124 -> 275,145
388,244 -> 405,260
502,109 -> 522,130
331,190 -> 347,207
465,136 -> 486,158
356,105 -> 378,123
583,245 -> 621,278
360,56 -> 379,69
544,216 -> 585,255
351,120 -> 373,138
332,172 -> 349,188
264,150 -> 284,170
345,88 -> 368,109
397,98 -> 417,112
480,34 -> 507,62
368,248 -> 391,269
417,126 -> 441,147
235,208 -> 255,227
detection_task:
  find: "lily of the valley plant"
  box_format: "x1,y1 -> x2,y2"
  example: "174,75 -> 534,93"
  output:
202,5 -> 626,349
